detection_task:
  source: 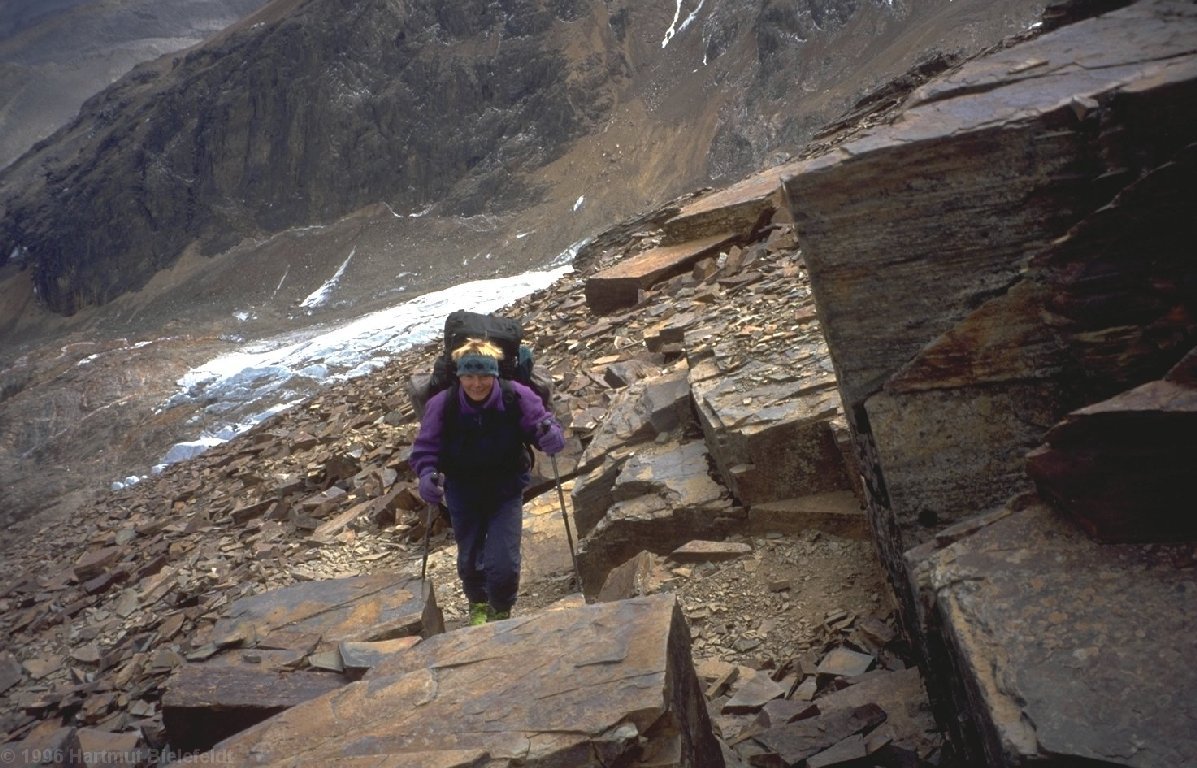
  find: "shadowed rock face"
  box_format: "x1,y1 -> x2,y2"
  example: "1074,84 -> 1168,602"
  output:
0,0 -> 271,169
783,1 -> 1197,764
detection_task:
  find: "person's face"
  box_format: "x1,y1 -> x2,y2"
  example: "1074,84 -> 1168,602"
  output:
460,373 -> 495,402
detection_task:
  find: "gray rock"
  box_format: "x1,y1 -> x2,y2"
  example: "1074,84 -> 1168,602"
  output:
577,368 -> 693,475
689,337 -> 849,506
574,440 -> 740,594
752,703 -> 887,766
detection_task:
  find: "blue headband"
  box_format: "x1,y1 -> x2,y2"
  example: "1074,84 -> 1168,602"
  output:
456,353 -> 499,377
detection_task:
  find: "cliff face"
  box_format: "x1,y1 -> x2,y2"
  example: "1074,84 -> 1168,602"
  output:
783,1 -> 1197,763
0,0 -> 1048,319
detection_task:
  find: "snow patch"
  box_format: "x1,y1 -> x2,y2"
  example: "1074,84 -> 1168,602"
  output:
300,249 -> 354,312
159,263 -> 574,470
661,0 -> 705,48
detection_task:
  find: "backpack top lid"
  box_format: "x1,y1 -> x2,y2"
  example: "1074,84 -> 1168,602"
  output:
442,310 -> 522,362
408,310 -> 551,419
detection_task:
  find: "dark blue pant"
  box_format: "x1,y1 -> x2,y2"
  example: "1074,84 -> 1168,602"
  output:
444,480 -> 525,612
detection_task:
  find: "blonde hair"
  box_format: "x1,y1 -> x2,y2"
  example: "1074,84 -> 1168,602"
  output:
451,338 -> 503,361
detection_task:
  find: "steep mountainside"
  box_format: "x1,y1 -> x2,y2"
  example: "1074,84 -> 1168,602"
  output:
0,0 -> 1047,324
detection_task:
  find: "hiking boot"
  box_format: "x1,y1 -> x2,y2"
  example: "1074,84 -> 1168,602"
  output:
468,602 -> 490,626
489,609 -> 511,622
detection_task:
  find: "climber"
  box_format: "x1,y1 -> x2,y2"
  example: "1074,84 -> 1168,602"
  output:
410,337 -> 566,625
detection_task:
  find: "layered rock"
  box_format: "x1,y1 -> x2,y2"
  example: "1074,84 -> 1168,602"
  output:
574,440 -> 741,594
782,1 -> 1197,764
184,595 -> 724,767
908,499 -> 1197,767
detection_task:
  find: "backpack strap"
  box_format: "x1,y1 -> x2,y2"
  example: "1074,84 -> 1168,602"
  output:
439,380 -> 533,471
499,379 -> 535,472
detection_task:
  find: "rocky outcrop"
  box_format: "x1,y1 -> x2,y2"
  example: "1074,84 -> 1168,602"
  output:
907,498 -> 1197,768
1025,376 -> 1197,543
573,440 -> 741,594
782,1 -> 1197,764
185,595 -> 723,767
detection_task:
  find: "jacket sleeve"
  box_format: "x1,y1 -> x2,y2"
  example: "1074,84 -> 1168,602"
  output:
410,389 -> 450,478
510,382 -> 559,439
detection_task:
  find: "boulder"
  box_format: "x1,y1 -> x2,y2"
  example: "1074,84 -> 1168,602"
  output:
595,550 -> 661,603
574,440 -> 742,594
212,573 -> 443,651
660,171 -> 784,246
184,595 -> 724,768
585,233 -> 740,314
909,498 -> 1197,766
690,348 -> 848,506
577,368 -> 694,475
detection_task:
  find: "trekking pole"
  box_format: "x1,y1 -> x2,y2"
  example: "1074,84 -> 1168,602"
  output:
420,474 -> 443,585
420,502 -> 435,584
548,452 -> 583,593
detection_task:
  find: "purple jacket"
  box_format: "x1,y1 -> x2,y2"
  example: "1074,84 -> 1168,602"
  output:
410,380 -> 559,480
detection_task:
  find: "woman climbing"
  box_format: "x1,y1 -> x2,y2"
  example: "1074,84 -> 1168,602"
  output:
411,337 -> 566,625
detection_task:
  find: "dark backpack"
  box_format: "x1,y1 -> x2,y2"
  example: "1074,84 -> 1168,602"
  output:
408,310 -> 552,419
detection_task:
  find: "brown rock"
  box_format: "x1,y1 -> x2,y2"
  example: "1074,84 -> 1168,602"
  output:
162,661 -> 348,752
815,668 -> 939,756
748,491 -> 866,538
669,540 -> 753,564
752,703 -> 887,766
1027,379 -> 1197,543
187,596 -> 722,767
585,233 -> 740,314
722,668 -> 787,715
817,647 -> 875,679
757,698 -> 819,728
212,573 -> 443,650
337,637 -> 422,674
596,551 -> 657,603
73,547 -> 121,581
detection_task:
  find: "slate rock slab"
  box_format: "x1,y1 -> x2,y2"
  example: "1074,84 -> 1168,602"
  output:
1027,379 -> 1197,543
212,573 -> 443,651
911,498 -> 1197,766
752,703 -> 886,766
162,661 -> 347,753
185,595 -> 723,767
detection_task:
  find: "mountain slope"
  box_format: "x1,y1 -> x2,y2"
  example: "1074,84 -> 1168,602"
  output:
0,0 -> 1048,323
